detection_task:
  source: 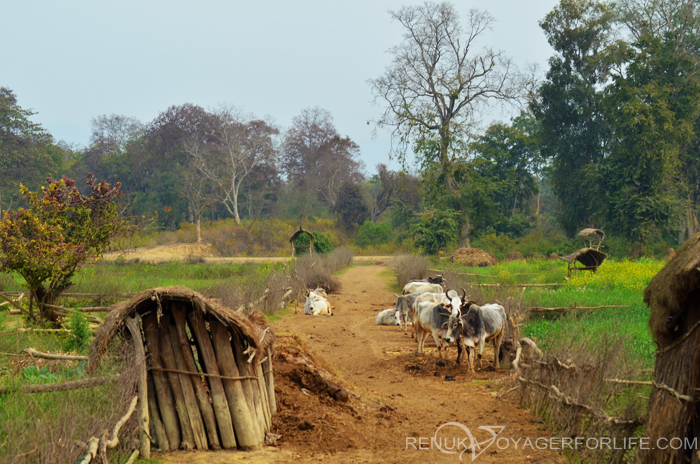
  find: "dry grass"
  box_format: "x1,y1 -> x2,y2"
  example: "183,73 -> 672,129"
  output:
389,254 -> 430,288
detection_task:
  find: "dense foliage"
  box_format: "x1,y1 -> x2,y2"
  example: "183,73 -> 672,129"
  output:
0,175 -> 130,321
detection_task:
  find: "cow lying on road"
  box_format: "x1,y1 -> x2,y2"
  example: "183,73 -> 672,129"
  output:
376,308 -> 399,325
443,302 -> 506,372
304,288 -> 332,316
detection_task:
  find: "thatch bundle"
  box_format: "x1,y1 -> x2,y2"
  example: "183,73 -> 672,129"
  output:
450,247 -> 497,267
641,234 -> 700,464
88,286 -> 276,454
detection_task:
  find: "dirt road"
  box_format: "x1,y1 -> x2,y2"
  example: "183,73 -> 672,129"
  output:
159,265 -> 562,464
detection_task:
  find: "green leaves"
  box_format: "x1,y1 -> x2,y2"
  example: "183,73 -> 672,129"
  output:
410,208 -> 461,255
0,175 -> 131,321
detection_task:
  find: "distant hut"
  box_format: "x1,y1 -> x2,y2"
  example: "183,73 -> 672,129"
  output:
289,226 -> 315,257
560,229 -> 608,276
89,286 -> 276,454
578,228 -> 605,250
641,234 -> 700,464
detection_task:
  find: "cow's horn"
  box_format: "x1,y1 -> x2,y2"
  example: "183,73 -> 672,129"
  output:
460,287 -> 467,300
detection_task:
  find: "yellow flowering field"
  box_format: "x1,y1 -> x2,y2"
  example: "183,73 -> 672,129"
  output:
566,258 -> 665,292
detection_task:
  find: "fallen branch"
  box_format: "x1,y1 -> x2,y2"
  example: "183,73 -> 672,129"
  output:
0,375 -> 119,394
236,288 -> 270,313
517,376 -> 645,427
528,305 -> 629,313
472,283 -> 564,288
77,396 -> 138,464
0,291 -> 27,316
23,347 -> 88,361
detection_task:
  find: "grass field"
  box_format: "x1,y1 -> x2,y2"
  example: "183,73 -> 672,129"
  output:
445,257 -> 663,368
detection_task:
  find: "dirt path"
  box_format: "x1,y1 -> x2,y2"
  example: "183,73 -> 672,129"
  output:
159,265 -> 563,464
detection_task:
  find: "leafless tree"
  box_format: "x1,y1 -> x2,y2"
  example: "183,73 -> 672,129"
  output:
369,2 -> 522,247
282,107 -> 365,208
191,106 -> 278,225
182,138 -> 216,242
370,164 -> 399,223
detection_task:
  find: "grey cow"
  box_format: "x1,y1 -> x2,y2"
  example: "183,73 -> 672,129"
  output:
443,302 -> 506,372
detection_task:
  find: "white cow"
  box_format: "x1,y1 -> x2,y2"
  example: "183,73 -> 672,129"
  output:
376,308 -> 400,325
304,289 -> 332,316
402,282 -> 444,295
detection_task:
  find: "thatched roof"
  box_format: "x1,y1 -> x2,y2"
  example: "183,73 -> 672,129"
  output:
577,228 -> 605,239
560,248 -> 607,267
88,286 -> 275,372
644,234 -> 700,347
289,227 -> 315,243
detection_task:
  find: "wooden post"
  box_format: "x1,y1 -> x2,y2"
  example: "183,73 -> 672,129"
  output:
171,304 -> 221,450
263,348 -> 277,415
256,361 -> 272,430
231,331 -> 266,439
143,312 -> 181,450
147,373 -> 170,451
187,310 -> 238,449
167,324 -> 208,450
158,314 -> 196,450
210,321 -> 262,450
124,314 -> 150,459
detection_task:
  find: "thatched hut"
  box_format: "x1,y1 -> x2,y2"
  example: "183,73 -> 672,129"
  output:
641,234 -> 700,464
577,228 -> 605,250
560,248 -> 607,276
289,226 -> 315,257
89,286 -> 276,455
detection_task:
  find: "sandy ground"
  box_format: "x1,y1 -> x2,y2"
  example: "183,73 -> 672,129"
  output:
157,264 -> 563,464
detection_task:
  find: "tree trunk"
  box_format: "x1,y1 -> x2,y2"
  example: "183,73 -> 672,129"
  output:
458,211 -> 471,249
232,183 -> 242,225
195,213 -> 202,243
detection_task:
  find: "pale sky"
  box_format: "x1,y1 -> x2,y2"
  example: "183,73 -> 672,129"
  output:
3,0 -> 560,173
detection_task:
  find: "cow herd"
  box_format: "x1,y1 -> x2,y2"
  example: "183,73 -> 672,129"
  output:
302,274 -> 507,373
386,275 -> 506,372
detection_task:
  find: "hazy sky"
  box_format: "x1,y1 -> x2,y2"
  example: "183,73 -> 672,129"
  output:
3,0 -> 559,173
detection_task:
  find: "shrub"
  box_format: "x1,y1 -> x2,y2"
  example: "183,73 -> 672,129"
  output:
64,311 -> 91,353
390,254 -> 430,288
355,221 -> 393,248
294,230 -> 333,254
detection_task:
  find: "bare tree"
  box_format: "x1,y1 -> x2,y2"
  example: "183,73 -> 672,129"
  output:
182,138 -> 216,242
369,2 -> 522,247
192,106 -> 278,225
370,164 -> 399,223
282,107 -> 365,208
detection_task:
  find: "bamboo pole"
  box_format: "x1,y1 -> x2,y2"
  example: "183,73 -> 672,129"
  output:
210,320 -> 262,450
124,314 -> 150,459
147,373 -> 170,451
23,348 -> 88,360
158,315 -> 196,450
232,332 -> 269,437
263,348 -> 276,415
256,361 -> 272,431
142,312 -> 181,450
167,324 -> 208,450
186,310 -> 237,449
170,304 -> 221,450
231,330 -> 265,440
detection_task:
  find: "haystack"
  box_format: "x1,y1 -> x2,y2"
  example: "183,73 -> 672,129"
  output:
505,251 -> 524,261
641,234 -> 700,464
89,286 -> 276,454
450,248 -> 497,267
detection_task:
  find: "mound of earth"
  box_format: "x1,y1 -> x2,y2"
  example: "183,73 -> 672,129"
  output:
450,247 -> 497,267
271,333 -> 400,454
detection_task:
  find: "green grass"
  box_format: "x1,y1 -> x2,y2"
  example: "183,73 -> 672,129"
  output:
434,257 -> 661,368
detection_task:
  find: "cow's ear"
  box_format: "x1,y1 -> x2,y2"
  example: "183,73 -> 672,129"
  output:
441,322 -> 448,329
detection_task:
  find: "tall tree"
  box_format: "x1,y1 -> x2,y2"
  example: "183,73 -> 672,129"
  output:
191,106 -> 278,225
368,164 -> 399,223
370,2 -> 522,247
282,107 -> 365,209
532,0 -> 616,235
85,114 -> 143,184
0,87 -> 62,211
